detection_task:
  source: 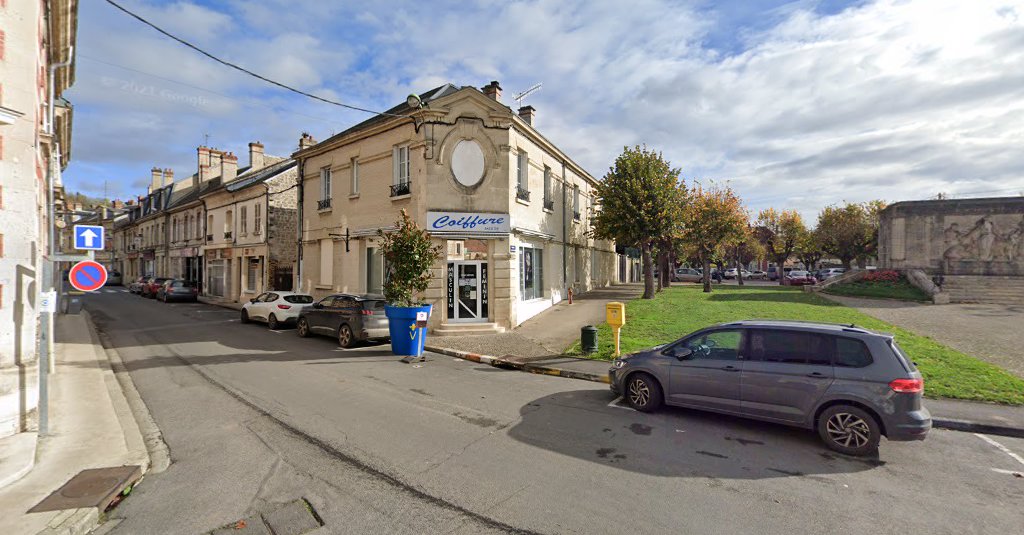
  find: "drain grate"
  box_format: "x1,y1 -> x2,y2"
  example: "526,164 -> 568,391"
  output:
29,465 -> 142,513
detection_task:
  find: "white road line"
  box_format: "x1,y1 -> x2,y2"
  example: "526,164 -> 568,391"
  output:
607,396 -> 635,411
990,468 -> 1024,476
975,433 -> 1024,466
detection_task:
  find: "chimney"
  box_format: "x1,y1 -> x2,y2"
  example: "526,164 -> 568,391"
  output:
299,132 -> 317,151
198,146 -> 213,183
482,80 -> 502,101
113,199 -> 124,210
221,152 -> 238,182
150,166 -> 162,191
518,105 -> 536,126
163,168 -> 175,187
248,141 -> 265,170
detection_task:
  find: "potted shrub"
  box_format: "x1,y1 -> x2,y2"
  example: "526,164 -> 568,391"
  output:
378,209 -> 443,356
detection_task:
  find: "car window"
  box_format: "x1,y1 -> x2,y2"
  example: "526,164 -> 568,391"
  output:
684,330 -> 742,361
283,295 -> 314,304
254,293 -> 269,302
834,337 -> 873,368
171,281 -> 184,288
749,330 -> 831,365
266,293 -> 279,302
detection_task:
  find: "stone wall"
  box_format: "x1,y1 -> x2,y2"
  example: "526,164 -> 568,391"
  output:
879,197 -> 1024,276
267,170 -> 299,290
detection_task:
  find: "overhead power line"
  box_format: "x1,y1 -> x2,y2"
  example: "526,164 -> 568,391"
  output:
104,0 -> 405,118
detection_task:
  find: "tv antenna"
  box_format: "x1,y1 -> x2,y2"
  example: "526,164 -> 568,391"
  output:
513,83 -> 543,106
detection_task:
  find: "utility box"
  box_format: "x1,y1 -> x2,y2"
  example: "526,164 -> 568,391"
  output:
606,302 -> 626,327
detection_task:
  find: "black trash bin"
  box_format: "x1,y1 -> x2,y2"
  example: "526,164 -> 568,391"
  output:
62,292 -> 83,314
581,325 -> 599,354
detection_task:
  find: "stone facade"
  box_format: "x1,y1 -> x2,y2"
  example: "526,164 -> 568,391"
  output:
878,197 -> 1024,276
293,82 -> 620,332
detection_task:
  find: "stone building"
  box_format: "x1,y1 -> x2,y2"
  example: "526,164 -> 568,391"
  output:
878,197 -> 1024,303
293,81 -> 620,333
0,0 -> 77,441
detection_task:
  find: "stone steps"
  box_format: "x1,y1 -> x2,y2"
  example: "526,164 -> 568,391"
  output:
432,322 -> 507,336
940,276 -> 1024,305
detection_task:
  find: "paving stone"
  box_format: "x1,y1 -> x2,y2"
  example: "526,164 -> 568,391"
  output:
262,500 -> 321,535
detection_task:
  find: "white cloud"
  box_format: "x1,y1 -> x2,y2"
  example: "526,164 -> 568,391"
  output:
64,0 -> 1024,219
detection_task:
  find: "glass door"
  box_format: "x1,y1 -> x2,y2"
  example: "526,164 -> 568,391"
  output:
457,263 -> 480,320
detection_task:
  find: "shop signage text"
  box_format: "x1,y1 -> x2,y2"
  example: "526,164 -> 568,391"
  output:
427,211 -> 510,234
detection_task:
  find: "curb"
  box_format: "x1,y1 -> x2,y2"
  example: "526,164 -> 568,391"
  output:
932,418 -> 1024,439
424,346 -> 611,384
86,312 -> 171,474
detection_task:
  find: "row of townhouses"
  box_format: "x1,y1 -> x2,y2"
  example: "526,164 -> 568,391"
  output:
0,0 -> 77,440
109,142 -> 298,305
100,81 -> 641,333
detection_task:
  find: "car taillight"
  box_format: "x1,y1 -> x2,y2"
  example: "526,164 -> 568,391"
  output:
361,309 -> 373,315
277,304 -> 291,310
889,378 -> 923,393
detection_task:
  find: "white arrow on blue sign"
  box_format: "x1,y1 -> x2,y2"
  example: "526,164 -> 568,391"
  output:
73,225 -> 105,251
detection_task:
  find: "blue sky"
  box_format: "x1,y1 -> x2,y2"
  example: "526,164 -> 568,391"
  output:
64,0 -> 1024,218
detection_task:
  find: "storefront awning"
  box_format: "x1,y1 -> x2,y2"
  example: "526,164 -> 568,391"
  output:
511,227 -> 556,241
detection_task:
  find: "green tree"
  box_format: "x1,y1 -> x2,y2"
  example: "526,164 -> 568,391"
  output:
794,227 -> 824,271
755,208 -> 806,285
679,184 -> 748,293
593,145 -> 685,299
816,201 -> 885,269
377,209 -> 443,307
725,225 -> 765,286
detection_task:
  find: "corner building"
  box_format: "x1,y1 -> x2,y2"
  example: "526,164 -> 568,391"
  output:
294,82 -> 618,333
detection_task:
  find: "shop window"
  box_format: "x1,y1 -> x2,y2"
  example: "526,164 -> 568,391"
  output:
520,246 -> 543,301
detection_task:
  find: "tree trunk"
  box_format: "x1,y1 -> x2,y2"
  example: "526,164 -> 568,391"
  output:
659,248 -> 671,289
776,256 -> 786,285
642,242 -> 655,299
736,257 -> 744,286
841,257 -> 852,270
702,254 -> 712,293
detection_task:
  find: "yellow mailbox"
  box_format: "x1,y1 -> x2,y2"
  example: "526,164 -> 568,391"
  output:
606,302 -> 626,327
606,302 -> 626,356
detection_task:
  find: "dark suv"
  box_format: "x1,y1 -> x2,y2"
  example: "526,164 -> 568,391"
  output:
609,320 -> 930,456
296,294 -> 390,348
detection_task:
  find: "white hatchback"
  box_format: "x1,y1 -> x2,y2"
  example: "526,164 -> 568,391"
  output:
241,291 -> 314,330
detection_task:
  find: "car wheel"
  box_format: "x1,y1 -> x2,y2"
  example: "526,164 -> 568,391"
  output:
817,405 -> 881,456
240,309 -> 250,324
296,318 -> 310,338
337,324 -> 355,349
267,314 -> 279,330
624,373 -> 663,412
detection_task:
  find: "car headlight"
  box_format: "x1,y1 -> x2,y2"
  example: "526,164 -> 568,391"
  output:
613,359 -> 627,369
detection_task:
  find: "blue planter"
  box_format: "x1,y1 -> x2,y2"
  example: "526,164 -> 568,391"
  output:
385,304 -> 432,356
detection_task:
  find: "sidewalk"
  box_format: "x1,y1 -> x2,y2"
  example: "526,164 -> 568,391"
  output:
0,312 -> 150,535
428,283 -> 643,358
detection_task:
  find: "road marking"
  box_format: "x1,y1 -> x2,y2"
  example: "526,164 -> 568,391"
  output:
607,396 -> 635,411
975,433 -> 1024,466
990,468 -> 1024,477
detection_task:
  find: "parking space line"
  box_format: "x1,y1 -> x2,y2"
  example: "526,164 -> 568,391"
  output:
607,397 -> 635,411
990,468 -> 1024,476
975,433 -> 1024,466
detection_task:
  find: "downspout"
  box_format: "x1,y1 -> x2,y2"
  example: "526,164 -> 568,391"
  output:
295,157 -> 304,292
561,159 -> 568,297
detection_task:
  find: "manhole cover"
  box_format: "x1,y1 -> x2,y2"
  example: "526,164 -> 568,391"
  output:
30,465 -> 141,513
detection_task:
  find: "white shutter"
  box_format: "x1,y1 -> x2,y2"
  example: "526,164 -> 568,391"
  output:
393,147 -> 400,186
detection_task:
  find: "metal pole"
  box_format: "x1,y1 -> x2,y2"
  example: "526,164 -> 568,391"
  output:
38,46 -> 75,435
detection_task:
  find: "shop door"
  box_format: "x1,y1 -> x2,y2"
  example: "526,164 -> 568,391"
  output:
448,261 -> 488,322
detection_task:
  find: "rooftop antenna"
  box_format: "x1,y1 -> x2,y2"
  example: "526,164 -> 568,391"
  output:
203,133 -> 210,146
513,83 -> 543,106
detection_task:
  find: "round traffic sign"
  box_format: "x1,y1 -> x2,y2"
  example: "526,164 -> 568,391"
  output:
68,261 -> 108,292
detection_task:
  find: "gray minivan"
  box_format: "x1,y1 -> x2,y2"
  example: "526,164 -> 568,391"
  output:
609,320 -> 931,456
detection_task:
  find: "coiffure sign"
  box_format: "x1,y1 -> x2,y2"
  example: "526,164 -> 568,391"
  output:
427,211 -> 510,235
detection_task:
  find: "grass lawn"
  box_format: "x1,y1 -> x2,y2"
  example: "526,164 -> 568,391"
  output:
566,285 -> 1024,405
824,278 -> 931,302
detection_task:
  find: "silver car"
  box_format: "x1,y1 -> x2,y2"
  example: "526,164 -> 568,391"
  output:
609,320 -> 931,456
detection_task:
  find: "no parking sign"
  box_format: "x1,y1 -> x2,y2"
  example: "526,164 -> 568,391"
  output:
68,261 -> 108,292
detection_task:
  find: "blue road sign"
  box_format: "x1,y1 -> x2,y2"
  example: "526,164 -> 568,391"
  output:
73,225 -> 105,251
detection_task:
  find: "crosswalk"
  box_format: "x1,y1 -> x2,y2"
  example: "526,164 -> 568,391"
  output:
99,287 -> 130,294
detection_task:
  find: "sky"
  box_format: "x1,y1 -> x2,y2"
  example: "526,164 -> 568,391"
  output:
63,0 -> 1024,220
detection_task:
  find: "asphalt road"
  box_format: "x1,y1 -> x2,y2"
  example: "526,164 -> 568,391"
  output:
87,289 -> 1024,535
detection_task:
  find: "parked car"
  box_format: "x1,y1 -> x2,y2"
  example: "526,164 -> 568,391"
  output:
784,270 -> 817,286
819,268 -> 846,280
767,267 -> 792,281
156,279 -> 199,302
750,270 -> 768,280
241,291 -> 315,330
128,276 -> 149,294
723,268 -> 752,280
295,294 -> 390,348
105,270 -> 123,286
609,320 -> 930,456
141,277 -> 171,298
673,268 -> 702,283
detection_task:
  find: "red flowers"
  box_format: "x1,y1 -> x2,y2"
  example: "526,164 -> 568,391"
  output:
861,270 -> 900,283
